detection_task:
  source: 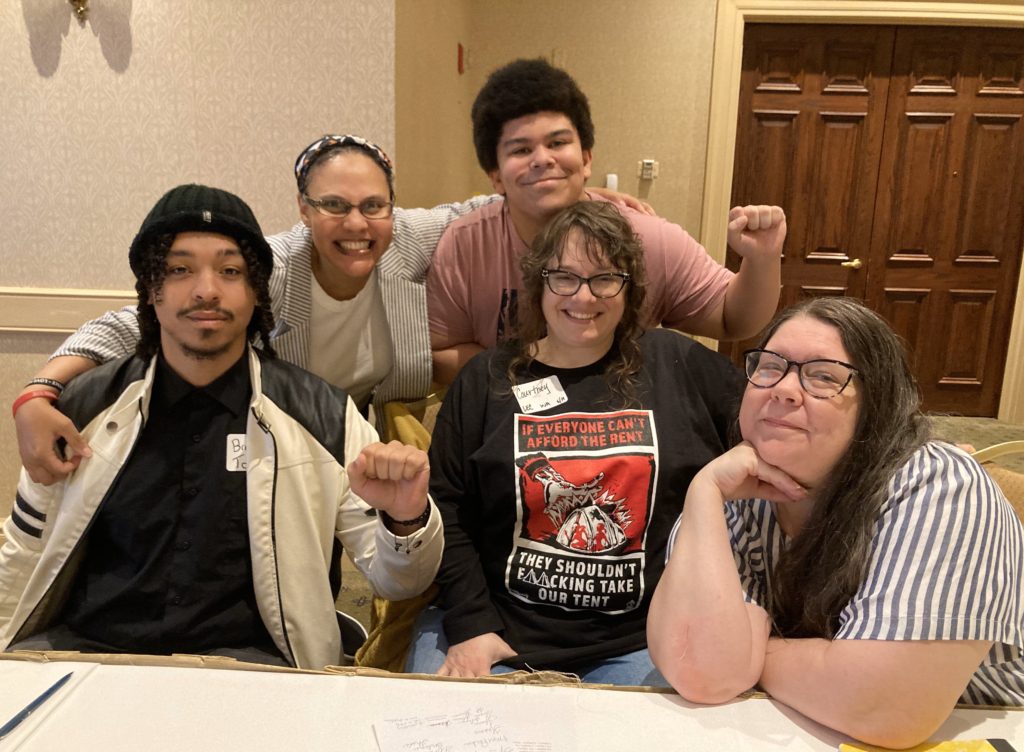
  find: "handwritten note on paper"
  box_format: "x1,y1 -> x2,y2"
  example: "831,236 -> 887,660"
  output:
374,706 -> 554,752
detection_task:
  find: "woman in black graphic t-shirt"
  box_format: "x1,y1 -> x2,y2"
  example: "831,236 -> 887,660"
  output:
406,201 -> 744,684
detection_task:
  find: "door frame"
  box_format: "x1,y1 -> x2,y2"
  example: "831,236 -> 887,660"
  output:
701,0 -> 1024,422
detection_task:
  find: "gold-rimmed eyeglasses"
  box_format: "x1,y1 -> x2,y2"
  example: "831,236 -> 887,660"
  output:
302,194 -> 393,220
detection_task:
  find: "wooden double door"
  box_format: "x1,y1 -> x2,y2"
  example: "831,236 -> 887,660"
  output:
725,24 -> 1024,416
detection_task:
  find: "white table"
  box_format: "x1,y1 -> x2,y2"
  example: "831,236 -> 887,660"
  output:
0,658 -> 1020,751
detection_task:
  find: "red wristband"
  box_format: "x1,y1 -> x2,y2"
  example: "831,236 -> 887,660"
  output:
12,390 -> 59,419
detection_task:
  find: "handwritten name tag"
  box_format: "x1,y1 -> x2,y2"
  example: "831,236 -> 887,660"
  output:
513,376 -> 568,414
226,434 -> 247,472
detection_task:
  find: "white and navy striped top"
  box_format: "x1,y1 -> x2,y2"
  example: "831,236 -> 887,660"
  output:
672,441 -> 1024,706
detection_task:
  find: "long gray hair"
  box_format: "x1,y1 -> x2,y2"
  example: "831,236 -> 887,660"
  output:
755,297 -> 930,637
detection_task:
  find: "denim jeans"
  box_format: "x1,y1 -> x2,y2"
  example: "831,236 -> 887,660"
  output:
404,606 -> 669,687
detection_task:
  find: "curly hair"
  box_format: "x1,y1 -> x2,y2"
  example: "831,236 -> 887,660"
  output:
752,297 -> 930,638
505,201 -> 646,407
135,233 -> 277,361
472,58 -> 595,174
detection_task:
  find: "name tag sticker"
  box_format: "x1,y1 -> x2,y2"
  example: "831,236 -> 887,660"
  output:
513,376 -> 568,414
226,434 -> 247,472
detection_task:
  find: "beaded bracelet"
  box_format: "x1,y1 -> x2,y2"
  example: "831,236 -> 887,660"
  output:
12,390 -> 60,419
380,505 -> 431,528
25,377 -> 66,395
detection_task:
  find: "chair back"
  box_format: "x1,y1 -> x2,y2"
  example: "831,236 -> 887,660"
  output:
972,442 -> 1024,523
380,392 -> 444,449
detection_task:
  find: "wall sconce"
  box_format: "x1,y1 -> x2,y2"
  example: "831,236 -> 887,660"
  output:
68,0 -> 89,23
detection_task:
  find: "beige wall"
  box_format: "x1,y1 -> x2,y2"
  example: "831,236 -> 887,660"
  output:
395,0 -> 479,208
0,336 -> 68,509
0,0 -> 397,511
2,0 -> 395,290
395,0 -> 719,233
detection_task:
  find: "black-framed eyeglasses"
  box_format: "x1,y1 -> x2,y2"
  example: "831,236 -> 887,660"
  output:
541,269 -> 630,298
302,194 -> 394,220
743,349 -> 859,399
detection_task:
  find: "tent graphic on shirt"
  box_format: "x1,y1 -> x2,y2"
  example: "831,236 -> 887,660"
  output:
519,454 -> 631,555
505,410 -> 657,614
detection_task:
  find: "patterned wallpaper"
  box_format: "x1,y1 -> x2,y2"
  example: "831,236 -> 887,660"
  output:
2,0 -> 395,290
0,0 -> 395,510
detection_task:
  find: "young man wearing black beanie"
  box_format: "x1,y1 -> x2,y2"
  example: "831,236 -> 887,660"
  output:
0,184 -> 442,669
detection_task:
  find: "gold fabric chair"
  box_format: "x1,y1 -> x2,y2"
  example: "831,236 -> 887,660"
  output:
378,392 -> 444,448
972,441 -> 1024,523
356,392 -> 445,671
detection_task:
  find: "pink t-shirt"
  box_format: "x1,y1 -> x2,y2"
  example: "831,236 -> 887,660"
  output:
426,192 -> 733,349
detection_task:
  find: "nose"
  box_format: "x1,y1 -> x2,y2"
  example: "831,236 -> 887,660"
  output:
191,267 -> 222,302
572,280 -> 599,302
341,207 -> 369,232
531,146 -> 555,168
770,366 -> 803,403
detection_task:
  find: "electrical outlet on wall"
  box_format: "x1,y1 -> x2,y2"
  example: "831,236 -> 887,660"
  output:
638,159 -> 659,180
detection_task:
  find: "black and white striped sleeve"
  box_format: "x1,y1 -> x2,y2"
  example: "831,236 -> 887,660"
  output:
50,306 -> 142,364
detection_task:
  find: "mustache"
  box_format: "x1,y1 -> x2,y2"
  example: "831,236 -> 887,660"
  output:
178,304 -> 233,320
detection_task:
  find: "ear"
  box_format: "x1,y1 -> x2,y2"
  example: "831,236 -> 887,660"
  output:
297,192 -> 311,226
581,149 -> 593,182
488,168 -> 506,196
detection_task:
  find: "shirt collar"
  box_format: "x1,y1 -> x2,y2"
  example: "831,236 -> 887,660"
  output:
154,351 -> 251,418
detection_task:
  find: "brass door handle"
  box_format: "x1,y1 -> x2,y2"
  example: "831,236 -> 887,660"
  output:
840,258 -> 862,269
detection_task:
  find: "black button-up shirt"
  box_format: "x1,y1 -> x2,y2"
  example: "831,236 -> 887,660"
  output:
63,353 -> 280,658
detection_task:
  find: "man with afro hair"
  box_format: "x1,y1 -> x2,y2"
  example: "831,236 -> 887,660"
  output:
428,58 -> 786,383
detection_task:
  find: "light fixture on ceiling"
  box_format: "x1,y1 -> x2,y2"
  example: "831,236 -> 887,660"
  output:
68,0 -> 89,23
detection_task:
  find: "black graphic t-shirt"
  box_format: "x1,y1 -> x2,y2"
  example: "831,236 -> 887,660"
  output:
429,329 -> 744,671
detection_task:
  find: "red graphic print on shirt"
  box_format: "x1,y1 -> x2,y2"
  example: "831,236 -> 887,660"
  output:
505,410 -> 657,613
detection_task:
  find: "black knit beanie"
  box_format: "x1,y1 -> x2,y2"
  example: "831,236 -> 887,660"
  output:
129,184 -> 273,277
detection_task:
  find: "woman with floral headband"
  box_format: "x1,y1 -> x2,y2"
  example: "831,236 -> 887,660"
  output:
15,135 -> 650,485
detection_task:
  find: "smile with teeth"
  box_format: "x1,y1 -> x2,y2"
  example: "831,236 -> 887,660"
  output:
335,239 -> 373,255
564,310 -> 598,321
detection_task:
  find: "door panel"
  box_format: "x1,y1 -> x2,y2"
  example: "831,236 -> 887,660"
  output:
865,27 -> 1024,415
728,24 -> 1024,416
723,25 -> 894,363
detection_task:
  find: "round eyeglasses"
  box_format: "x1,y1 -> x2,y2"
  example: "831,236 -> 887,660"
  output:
541,269 -> 630,298
302,194 -> 394,220
743,349 -> 858,399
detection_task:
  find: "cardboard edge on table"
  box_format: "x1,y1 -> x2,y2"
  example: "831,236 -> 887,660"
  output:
1,652 -> 1019,712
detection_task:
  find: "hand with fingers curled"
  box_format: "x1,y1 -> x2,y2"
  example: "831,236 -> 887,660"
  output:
726,204 -> 787,263
347,440 -> 432,531
14,395 -> 92,486
437,632 -> 517,678
693,441 -> 806,505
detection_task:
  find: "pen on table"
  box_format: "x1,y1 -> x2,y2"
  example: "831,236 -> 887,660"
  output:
0,671 -> 74,741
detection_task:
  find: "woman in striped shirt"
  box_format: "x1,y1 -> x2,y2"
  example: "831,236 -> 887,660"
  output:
647,296 -> 1024,748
